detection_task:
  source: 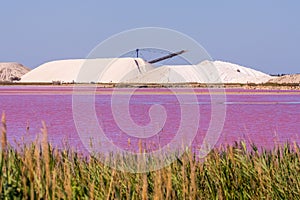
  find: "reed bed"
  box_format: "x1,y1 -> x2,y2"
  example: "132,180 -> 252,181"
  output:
1,114 -> 300,199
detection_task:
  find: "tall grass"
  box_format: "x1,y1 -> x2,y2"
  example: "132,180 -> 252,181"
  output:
1,114 -> 300,199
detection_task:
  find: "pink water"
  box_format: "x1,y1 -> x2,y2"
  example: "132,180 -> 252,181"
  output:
0,86 -> 299,152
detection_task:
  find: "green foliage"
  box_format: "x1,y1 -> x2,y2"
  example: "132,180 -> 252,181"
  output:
1,141 -> 300,199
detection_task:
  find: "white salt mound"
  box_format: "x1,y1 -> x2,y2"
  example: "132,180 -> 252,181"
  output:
0,62 -> 30,82
20,58 -> 154,83
128,60 -> 272,84
208,61 -> 272,84
20,58 -> 271,84
268,74 -> 300,84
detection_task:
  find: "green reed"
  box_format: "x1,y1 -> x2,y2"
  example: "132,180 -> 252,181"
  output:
1,114 -> 300,199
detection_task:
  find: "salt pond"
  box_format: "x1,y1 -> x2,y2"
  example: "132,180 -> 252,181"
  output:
0,86 -> 299,153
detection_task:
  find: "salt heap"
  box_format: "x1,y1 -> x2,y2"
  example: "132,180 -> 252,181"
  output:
128,60 -> 271,84
268,74 -> 300,84
0,62 -> 30,82
209,61 -> 271,84
20,58 -> 271,84
20,58 -> 153,83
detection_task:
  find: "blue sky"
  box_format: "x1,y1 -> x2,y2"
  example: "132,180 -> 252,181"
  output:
0,1 -> 299,74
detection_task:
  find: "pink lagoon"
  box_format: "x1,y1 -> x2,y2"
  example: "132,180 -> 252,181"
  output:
0,86 -> 299,152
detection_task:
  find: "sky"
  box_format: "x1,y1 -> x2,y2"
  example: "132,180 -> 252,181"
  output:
0,1 -> 299,74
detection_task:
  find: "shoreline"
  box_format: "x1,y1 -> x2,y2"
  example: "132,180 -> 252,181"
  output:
0,82 -> 300,90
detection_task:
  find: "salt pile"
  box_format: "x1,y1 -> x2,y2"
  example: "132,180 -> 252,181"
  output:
268,74 -> 300,84
0,62 -> 30,82
20,58 -> 153,83
20,58 -> 272,84
209,61 -> 272,84
128,60 -> 272,84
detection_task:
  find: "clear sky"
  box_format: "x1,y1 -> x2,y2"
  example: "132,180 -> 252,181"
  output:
0,1 -> 299,74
